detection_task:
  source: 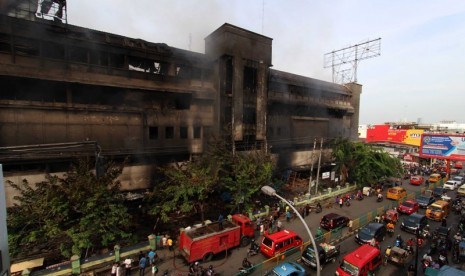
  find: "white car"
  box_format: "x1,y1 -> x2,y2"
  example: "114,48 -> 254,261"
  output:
451,175 -> 464,186
444,180 -> 458,190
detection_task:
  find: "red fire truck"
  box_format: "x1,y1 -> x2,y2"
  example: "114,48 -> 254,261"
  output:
178,214 -> 255,263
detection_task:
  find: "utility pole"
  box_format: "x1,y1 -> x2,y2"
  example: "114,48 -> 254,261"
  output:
308,139 -> 317,195
315,138 -> 323,195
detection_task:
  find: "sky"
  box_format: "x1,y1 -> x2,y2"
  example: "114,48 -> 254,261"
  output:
66,0 -> 465,125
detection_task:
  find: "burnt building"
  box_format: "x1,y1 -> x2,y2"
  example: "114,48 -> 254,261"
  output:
0,3 -> 361,204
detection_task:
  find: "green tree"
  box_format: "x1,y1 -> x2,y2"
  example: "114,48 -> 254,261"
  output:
203,138 -> 275,212
7,158 -> 132,258
331,138 -> 402,187
221,150 -> 275,213
148,159 -> 216,223
148,138 -> 275,223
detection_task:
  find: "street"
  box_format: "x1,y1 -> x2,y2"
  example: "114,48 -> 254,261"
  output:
149,178 -> 463,275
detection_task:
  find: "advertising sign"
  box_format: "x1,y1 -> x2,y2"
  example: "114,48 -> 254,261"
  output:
420,134 -> 465,161
366,125 -> 423,146
322,172 -> 330,179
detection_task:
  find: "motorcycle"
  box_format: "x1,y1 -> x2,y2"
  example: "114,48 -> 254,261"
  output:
345,199 -> 351,207
421,229 -> 431,240
247,241 -> 260,257
203,265 -> 218,276
387,228 -> 395,237
376,195 -> 383,202
238,259 -> 254,275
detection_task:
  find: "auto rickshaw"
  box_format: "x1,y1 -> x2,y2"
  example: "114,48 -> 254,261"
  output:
383,246 -> 413,267
384,209 -> 399,224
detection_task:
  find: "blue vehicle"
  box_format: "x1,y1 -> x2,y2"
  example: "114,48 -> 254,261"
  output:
266,262 -> 307,276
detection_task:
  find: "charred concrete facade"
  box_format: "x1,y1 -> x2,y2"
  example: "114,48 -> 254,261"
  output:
0,14 -> 362,198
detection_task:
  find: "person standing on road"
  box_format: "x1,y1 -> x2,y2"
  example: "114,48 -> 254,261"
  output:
218,213 -> 224,230
148,249 -> 156,265
286,210 -> 292,222
124,257 -> 133,276
277,219 -> 283,231
339,197 -> 343,208
348,220 -> 353,232
139,254 -> 147,276
167,236 -> 173,251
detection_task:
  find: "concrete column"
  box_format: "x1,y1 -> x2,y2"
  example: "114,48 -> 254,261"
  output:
114,245 -> 121,262
70,255 -> 80,275
344,82 -> 363,141
232,57 -> 244,141
148,234 -> 156,250
0,165 -> 10,276
256,62 -> 268,141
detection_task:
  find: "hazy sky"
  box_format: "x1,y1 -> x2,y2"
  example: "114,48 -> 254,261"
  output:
67,0 -> 465,125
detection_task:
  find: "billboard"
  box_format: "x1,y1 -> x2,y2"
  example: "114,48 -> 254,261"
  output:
366,125 -> 423,146
420,134 -> 465,161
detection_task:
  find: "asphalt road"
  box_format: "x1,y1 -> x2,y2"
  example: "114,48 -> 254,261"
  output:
152,177 -> 465,276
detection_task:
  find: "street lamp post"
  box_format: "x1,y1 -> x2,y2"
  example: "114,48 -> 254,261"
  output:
261,185 -> 321,276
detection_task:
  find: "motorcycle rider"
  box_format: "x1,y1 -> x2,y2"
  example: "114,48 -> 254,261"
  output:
242,258 -> 252,269
377,193 -> 383,201
385,245 -> 392,258
249,239 -> 259,255
395,234 -> 404,248
189,262 -> 200,276
387,221 -> 395,236
205,265 -> 214,276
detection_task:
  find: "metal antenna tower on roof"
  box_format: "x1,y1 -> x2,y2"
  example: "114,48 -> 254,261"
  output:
324,38 -> 381,84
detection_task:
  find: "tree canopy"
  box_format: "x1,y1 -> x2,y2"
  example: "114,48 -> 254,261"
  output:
7,158 -> 132,258
331,138 -> 402,187
148,139 -> 275,224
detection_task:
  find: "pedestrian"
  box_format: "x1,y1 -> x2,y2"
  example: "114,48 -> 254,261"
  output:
277,219 -> 283,231
286,210 -> 292,222
167,236 -> 173,251
111,262 -> 118,276
348,220 -> 353,232
407,264 -> 415,276
151,263 -> 158,275
442,218 -> 447,227
162,235 -> 168,249
139,254 -> 147,276
138,251 -> 145,262
116,262 -> 123,276
339,197 -> 343,208
124,257 -> 133,276
218,213 -> 224,230
148,249 -> 156,265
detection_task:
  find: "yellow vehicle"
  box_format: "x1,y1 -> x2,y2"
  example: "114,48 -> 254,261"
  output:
458,184 -> 465,197
426,200 -> 450,221
386,187 -> 407,200
428,173 -> 442,183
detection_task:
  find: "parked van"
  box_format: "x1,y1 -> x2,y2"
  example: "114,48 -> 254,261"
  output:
260,229 -> 303,258
458,184 -> 465,197
386,187 -> 407,200
336,244 -> 382,276
426,200 -> 450,221
428,173 -> 442,183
